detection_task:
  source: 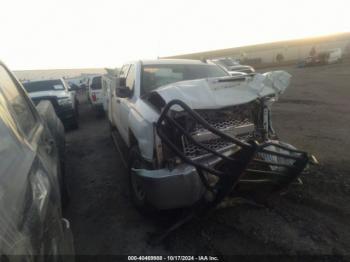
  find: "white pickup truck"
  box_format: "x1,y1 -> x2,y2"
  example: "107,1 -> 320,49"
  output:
87,75 -> 104,113
109,59 -> 311,212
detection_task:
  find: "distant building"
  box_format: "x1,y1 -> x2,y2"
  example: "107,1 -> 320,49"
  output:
162,32 -> 350,66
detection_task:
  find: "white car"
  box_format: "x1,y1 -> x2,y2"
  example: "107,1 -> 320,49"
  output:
109,59 -> 311,212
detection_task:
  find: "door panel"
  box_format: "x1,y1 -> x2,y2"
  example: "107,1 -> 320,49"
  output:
118,98 -> 130,143
0,64 -> 58,182
112,64 -> 130,134
118,64 -> 135,143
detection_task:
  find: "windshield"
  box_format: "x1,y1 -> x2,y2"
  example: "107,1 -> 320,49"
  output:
216,59 -> 239,67
91,76 -> 102,90
141,64 -> 228,94
23,79 -> 65,93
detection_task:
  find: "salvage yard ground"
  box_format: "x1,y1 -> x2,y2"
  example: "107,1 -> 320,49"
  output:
64,61 -> 350,258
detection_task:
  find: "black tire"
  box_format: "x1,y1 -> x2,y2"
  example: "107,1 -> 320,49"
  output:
95,107 -> 105,118
58,160 -> 70,209
109,121 -> 116,136
128,147 -> 187,219
61,180 -> 70,209
70,116 -> 79,130
75,102 -> 79,118
128,146 -> 152,213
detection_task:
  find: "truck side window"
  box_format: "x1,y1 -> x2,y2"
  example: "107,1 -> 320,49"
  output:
125,65 -> 135,92
0,66 -> 37,137
91,76 -> 102,90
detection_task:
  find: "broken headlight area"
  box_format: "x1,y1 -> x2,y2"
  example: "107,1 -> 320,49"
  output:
158,98 -> 269,165
158,101 -> 258,163
156,99 -> 309,206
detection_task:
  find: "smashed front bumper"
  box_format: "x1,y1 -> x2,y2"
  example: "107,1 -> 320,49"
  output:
133,99 -> 310,210
132,164 -> 205,209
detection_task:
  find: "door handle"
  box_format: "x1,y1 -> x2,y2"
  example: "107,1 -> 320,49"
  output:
45,138 -> 55,154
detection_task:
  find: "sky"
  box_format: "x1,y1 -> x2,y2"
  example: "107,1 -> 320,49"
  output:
1,0 -> 349,70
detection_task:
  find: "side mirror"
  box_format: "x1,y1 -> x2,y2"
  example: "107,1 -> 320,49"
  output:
115,78 -> 131,98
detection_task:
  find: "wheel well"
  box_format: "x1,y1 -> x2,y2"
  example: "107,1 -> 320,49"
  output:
128,129 -> 155,169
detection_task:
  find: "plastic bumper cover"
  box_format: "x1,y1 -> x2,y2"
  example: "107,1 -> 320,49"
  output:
132,164 -> 205,210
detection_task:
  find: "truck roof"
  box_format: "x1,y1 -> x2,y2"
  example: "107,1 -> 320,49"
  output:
140,59 -> 206,65
22,78 -> 63,84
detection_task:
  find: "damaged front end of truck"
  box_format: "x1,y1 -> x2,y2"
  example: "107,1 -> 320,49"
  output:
132,71 -> 313,211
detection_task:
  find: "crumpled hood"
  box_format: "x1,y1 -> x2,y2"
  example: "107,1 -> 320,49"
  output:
28,90 -> 68,99
228,65 -> 253,71
151,71 -> 291,110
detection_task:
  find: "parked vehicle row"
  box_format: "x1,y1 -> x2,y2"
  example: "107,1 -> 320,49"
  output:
298,48 -> 343,67
0,56 -> 315,258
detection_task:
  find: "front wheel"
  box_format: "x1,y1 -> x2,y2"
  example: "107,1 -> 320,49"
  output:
128,146 -> 148,209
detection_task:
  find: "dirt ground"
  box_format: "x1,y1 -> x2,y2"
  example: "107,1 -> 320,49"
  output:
64,61 -> 350,259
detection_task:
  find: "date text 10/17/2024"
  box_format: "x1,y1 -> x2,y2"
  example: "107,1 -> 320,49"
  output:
128,256 -> 220,261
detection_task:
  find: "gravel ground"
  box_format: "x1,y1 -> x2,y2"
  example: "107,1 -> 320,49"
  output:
64,61 -> 350,259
